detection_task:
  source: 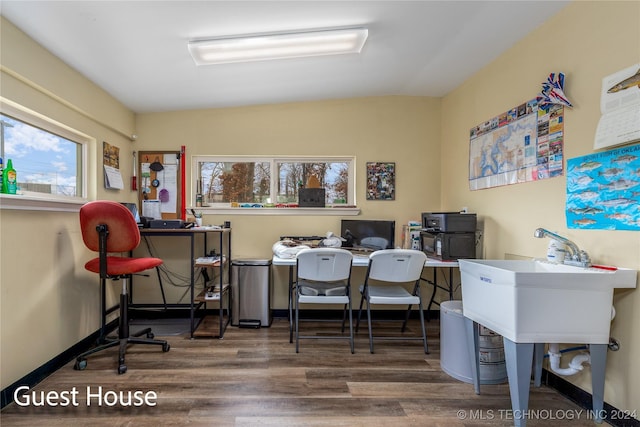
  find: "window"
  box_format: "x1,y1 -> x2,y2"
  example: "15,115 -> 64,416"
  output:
193,156 -> 355,207
1,101 -> 88,202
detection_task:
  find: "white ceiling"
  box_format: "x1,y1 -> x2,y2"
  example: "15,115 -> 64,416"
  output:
1,1 -> 569,114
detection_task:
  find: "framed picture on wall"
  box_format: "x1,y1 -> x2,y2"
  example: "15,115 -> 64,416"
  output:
366,162 -> 395,200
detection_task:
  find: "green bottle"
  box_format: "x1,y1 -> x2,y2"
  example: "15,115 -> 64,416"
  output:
4,158 -> 17,194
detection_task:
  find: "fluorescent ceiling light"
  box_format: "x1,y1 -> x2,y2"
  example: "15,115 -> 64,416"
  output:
188,27 -> 368,65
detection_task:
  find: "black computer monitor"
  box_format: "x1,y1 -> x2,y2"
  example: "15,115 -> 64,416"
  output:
340,219 -> 395,250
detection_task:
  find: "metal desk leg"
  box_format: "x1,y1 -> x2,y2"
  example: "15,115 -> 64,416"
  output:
503,338 -> 534,427
136,236 -> 167,310
426,267 -> 456,321
426,269 -> 437,320
217,231 -> 228,338
218,232 -> 223,338
153,266 -> 167,309
288,265 -> 294,343
189,233 -> 195,338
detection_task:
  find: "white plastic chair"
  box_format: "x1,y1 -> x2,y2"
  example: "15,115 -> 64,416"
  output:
356,249 -> 429,353
295,248 -> 354,353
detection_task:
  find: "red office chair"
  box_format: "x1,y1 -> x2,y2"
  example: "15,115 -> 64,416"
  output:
75,200 -> 170,374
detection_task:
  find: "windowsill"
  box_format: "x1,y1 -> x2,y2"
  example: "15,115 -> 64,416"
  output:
190,206 -> 361,216
0,193 -> 86,212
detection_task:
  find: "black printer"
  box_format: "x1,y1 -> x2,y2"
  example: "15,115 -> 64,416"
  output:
420,212 -> 477,260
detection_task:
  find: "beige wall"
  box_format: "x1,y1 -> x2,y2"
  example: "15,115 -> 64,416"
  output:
1,1 -> 639,416
133,96 -> 441,308
441,1 -> 640,414
1,17 -> 137,388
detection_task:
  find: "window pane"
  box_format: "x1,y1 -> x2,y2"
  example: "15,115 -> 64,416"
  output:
1,114 -> 82,197
193,156 -> 354,207
198,161 -> 270,204
277,161 -> 349,204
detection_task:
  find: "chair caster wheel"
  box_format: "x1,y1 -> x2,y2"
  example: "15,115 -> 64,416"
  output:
147,332 -> 154,339
118,364 -> 127,374
74,358 -> 87,370
163,343 -> 170,352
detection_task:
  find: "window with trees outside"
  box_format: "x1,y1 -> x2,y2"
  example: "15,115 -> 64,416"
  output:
193,156 -> 355,208
1,103 -> 87,201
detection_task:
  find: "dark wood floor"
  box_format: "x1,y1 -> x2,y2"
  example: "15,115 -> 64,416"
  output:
2,317 -> 600,426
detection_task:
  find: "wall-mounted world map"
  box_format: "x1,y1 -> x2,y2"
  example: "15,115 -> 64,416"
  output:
469,99 -> 564,191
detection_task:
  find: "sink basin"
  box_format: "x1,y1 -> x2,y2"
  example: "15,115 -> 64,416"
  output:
459,259 -> 637,344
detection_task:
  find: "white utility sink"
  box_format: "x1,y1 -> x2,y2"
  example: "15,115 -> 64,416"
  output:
458,259 -> 637,344
459,258 -> 637,427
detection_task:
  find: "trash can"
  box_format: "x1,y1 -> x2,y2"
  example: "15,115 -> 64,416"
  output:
440,300 -> 507,384
231,259 -> 272,328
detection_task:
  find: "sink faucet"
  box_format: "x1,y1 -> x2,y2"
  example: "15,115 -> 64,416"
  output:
534,228 -> 591,267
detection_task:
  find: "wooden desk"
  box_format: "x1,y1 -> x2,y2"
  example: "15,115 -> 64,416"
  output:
272,253 -> 459,342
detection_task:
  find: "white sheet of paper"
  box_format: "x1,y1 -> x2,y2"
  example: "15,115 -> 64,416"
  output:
595,63 -> 640,149
159,164 -> 178,213
142,199 -> 162,219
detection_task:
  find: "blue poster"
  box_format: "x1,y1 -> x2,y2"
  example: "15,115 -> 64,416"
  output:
566,143 -> 640,230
